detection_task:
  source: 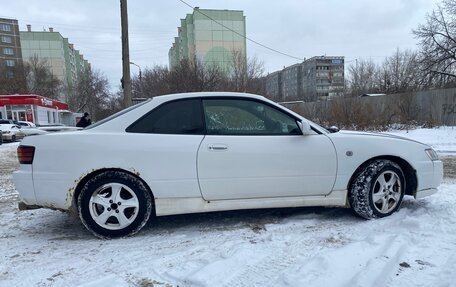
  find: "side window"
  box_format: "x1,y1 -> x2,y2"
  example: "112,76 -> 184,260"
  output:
202,99 -> 301,135
127,99 -> 204,134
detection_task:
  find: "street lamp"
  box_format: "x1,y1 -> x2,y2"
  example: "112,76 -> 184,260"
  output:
129,61 -> 142,99
129,61 -> 142,81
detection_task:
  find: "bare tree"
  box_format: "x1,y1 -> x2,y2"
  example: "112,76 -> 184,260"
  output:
168,58 -> 224,92
0,63 -> 27,94
227,50 -> 265,94
23,55 -> 62,99
414,0 -> 456,84
347,59 -> 379,97
132,65 -> 170,98
130,59 -> 223,100
95,90 -> 123,120
379,49 -> 421,93
128,54 -> 265,103
67,69 -> 111,121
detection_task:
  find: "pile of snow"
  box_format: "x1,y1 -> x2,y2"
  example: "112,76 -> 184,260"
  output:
384,126 -> 456,154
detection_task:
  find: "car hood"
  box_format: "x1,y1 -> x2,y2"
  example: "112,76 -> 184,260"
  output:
334,130 -> 431,148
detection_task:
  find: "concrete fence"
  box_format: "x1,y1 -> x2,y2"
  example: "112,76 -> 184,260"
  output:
284,88 -> 456,128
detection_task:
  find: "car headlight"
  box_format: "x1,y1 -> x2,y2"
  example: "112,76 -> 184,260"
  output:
425,148 -> 439,161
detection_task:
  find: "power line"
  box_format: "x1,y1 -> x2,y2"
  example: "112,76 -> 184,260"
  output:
16,18 -> 175,34
177,0 -> 305,62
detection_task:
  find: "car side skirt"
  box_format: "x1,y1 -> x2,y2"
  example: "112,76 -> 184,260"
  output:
154,190 -> 348,216
415,188 -> 438,199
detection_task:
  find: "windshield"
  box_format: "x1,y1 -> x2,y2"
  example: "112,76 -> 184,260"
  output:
85,98 -> 152,129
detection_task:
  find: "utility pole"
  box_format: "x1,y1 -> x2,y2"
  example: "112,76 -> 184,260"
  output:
120,0 -> 132,107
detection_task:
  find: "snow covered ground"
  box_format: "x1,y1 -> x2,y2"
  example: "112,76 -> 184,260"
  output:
385,126 -> 456,155
0,127 -> 455,287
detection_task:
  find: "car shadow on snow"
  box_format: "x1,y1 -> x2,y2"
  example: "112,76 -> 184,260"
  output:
400,197 -> 432,213
13,206 -> 356,240
17,194 -> 433,240
19,198 -> 430,240
141,206 -> 357,236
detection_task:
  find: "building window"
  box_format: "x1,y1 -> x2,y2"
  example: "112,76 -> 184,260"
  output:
5,59 -> 15,67
1,35 -> 12,43
3,47 -> 13,55
0,24 -> 11,32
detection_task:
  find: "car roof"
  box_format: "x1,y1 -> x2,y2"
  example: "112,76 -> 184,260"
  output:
85,92 -> 286,132
152,92 -> 267,102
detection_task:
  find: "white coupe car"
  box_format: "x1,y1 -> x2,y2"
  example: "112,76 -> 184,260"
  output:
13,92 -> 443,238
0,124 -> 26,142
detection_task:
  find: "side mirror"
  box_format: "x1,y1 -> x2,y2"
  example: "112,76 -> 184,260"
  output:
327,126 -> 339,133
297,120 -> 312,135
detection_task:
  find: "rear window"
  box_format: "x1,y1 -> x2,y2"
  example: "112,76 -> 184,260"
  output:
126,99 -> 204,134
86,99 -> 152,129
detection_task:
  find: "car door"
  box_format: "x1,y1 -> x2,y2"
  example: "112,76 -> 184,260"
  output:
197,98 -> 337,201
125,98 -> 205,198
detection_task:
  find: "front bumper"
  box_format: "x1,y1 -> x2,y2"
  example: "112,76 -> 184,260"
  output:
415,160 -> 443,199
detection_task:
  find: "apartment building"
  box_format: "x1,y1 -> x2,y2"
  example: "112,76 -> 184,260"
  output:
266,56 -> 345,102
169,8 -> 246,72
0,18 -> 23,79
302,56 -> 344,101
20,25 -> 90,100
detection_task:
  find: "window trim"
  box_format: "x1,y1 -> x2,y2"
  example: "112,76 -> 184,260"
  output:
125,96 -> 322,136
0,24 -> 11,32
3,47 -> 13,55
1,35 -> 12,43
5,59 -> 15,67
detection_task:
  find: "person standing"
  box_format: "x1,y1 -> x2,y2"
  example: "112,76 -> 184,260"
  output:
76,112 -> 92,128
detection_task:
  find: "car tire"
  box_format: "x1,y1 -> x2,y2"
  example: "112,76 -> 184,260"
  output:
78,171 -> 153,239
349,159 -> 405,219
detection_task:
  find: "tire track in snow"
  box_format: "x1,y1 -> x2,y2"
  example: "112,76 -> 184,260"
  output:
344,235 -> 409,287
179,218 -> 353,287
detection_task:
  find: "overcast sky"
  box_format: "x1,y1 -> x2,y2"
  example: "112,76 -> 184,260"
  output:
2,0 -> 441,90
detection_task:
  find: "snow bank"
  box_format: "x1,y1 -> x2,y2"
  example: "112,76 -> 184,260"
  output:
384,126 -> 456,154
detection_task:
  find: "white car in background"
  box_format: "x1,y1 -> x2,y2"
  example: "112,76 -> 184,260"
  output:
0,124 -> 25,142
13,92 -> 443,238
15,121 -> 48,137
17,121 -> 36,128
37,124 -> 82,133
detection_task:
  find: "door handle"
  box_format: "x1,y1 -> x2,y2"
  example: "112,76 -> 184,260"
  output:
208,144 -> 228,151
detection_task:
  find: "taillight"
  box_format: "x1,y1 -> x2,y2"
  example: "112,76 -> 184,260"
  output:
17,146 -> 35,164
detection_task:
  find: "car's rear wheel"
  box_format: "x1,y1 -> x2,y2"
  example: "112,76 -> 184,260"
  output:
78,171 -> 153,238
349,159 -> 405,219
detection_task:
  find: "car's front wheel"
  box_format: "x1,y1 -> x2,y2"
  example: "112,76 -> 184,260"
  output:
78,171 -> 153,238
349,159 -> 405,219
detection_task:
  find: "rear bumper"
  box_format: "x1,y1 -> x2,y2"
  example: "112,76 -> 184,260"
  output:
12,166 -> 37,205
